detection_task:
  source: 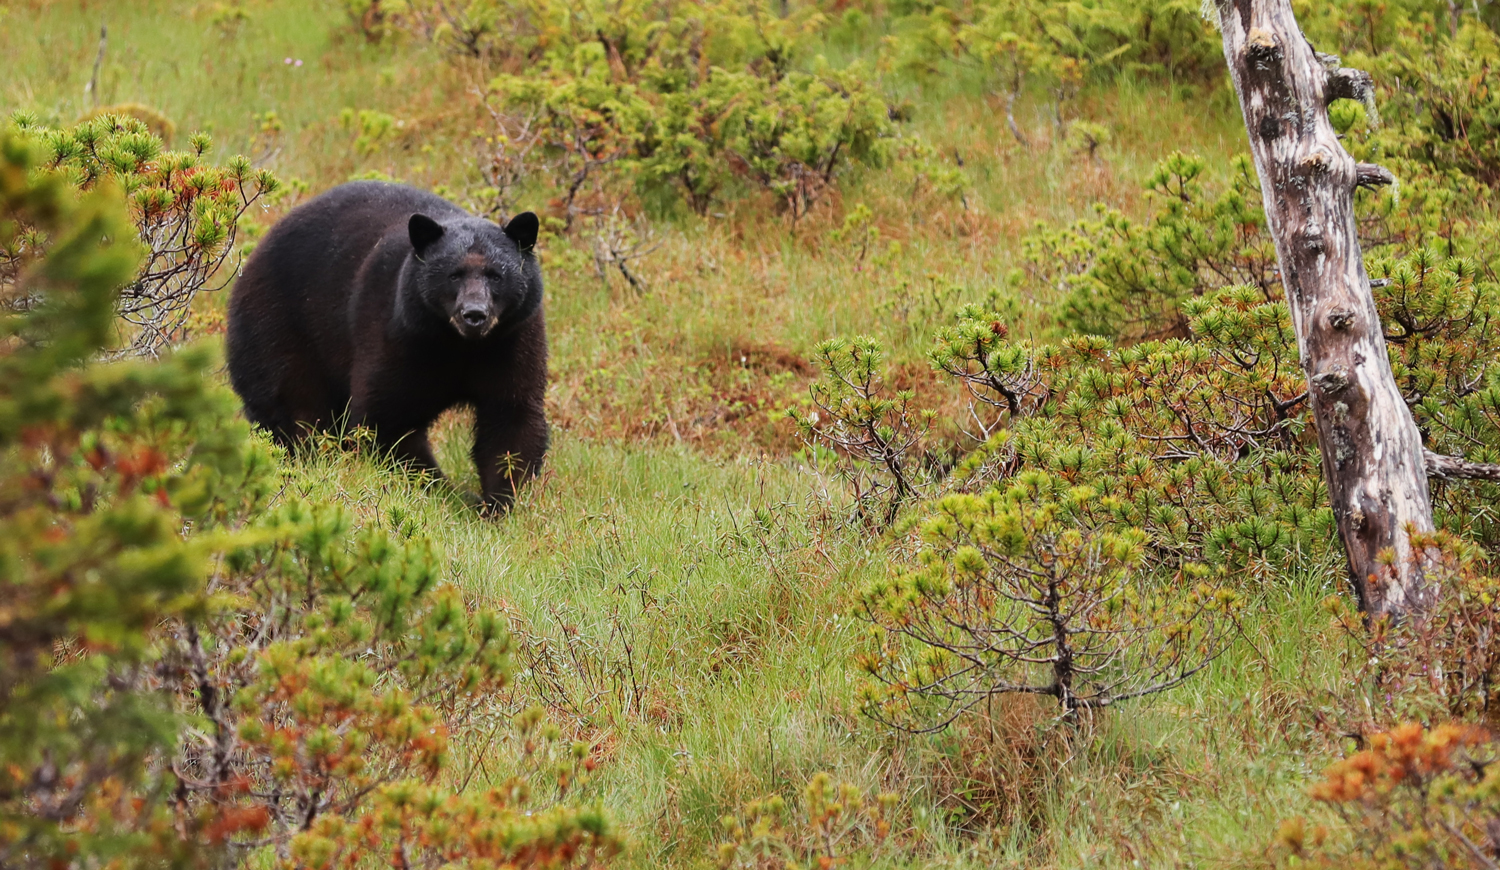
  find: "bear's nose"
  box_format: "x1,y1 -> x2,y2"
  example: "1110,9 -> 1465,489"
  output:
461,307 -> 488,326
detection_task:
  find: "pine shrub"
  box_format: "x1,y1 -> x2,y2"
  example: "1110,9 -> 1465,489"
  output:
857,471 -> 1241,725
409,0 -> 915,224
4,113 -> 279,358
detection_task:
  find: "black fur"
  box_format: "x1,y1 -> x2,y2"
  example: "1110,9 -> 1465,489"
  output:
226,181 -> 548,512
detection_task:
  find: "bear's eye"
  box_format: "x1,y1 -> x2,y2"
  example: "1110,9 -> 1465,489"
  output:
483,269 -> 501,281
448,270 -> 465,281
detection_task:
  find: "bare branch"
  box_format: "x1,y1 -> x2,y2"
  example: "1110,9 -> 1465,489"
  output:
1425,450 -> 1500,483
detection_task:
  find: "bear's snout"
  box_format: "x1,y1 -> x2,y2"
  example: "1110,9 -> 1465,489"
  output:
451,303 -> 497,339
451,280 -> 498,339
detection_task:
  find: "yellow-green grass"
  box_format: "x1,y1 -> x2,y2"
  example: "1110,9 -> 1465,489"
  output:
4,2 -> 1359,867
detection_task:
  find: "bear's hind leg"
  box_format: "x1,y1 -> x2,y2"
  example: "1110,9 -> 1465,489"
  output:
379,427 -> 445,480
240,400 -> 320,451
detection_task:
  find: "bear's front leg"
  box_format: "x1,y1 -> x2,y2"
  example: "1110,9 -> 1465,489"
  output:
473,401 -> 548,513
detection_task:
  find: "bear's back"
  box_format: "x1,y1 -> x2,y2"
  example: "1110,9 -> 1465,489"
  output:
226,181 -> 470,434
236,181 -> 466,313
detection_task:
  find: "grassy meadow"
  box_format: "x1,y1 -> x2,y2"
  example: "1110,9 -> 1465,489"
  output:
1,1 -> 1379,866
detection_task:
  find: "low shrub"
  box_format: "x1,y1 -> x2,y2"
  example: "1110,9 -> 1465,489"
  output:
1278,722 -> 1500,870
404,0 -> 939,229
857,472 -> 1241,726
879,0 -> 1223,144
788,335 -> 937,529
1043,152 -> 1277,340
1316,532 -> 1500,733
487,40 -> 902,224
4,113 -> 279,358
1036,151 -> 1488,342
716,772 -> 898,870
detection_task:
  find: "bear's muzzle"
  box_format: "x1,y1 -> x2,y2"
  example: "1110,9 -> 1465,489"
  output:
452,281 -> 498,339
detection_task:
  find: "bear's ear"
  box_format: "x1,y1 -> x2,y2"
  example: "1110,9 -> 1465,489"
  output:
503,212 -> 539,252
408,213 -> 445,253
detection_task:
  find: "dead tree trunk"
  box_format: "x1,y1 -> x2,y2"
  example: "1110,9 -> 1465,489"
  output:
1214,0 -> 1435,617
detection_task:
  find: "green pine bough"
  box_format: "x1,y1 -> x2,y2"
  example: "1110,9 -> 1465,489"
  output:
6,112 -> 279,359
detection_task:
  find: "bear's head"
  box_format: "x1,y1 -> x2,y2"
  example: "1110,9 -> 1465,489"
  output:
405,210 -> 541,341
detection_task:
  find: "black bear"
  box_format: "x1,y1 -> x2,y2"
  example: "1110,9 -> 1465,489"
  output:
225,180 -> 548,512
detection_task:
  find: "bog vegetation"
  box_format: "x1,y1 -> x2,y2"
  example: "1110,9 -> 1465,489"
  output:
2,0 -> 1499,867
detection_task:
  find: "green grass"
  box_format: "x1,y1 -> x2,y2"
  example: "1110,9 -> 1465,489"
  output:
0,0 -> 469,188
2,2 -> 1364,867
267,418 -> 1354,868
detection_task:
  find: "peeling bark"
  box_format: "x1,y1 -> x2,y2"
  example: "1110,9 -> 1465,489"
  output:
1215,0 -> 1436,616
